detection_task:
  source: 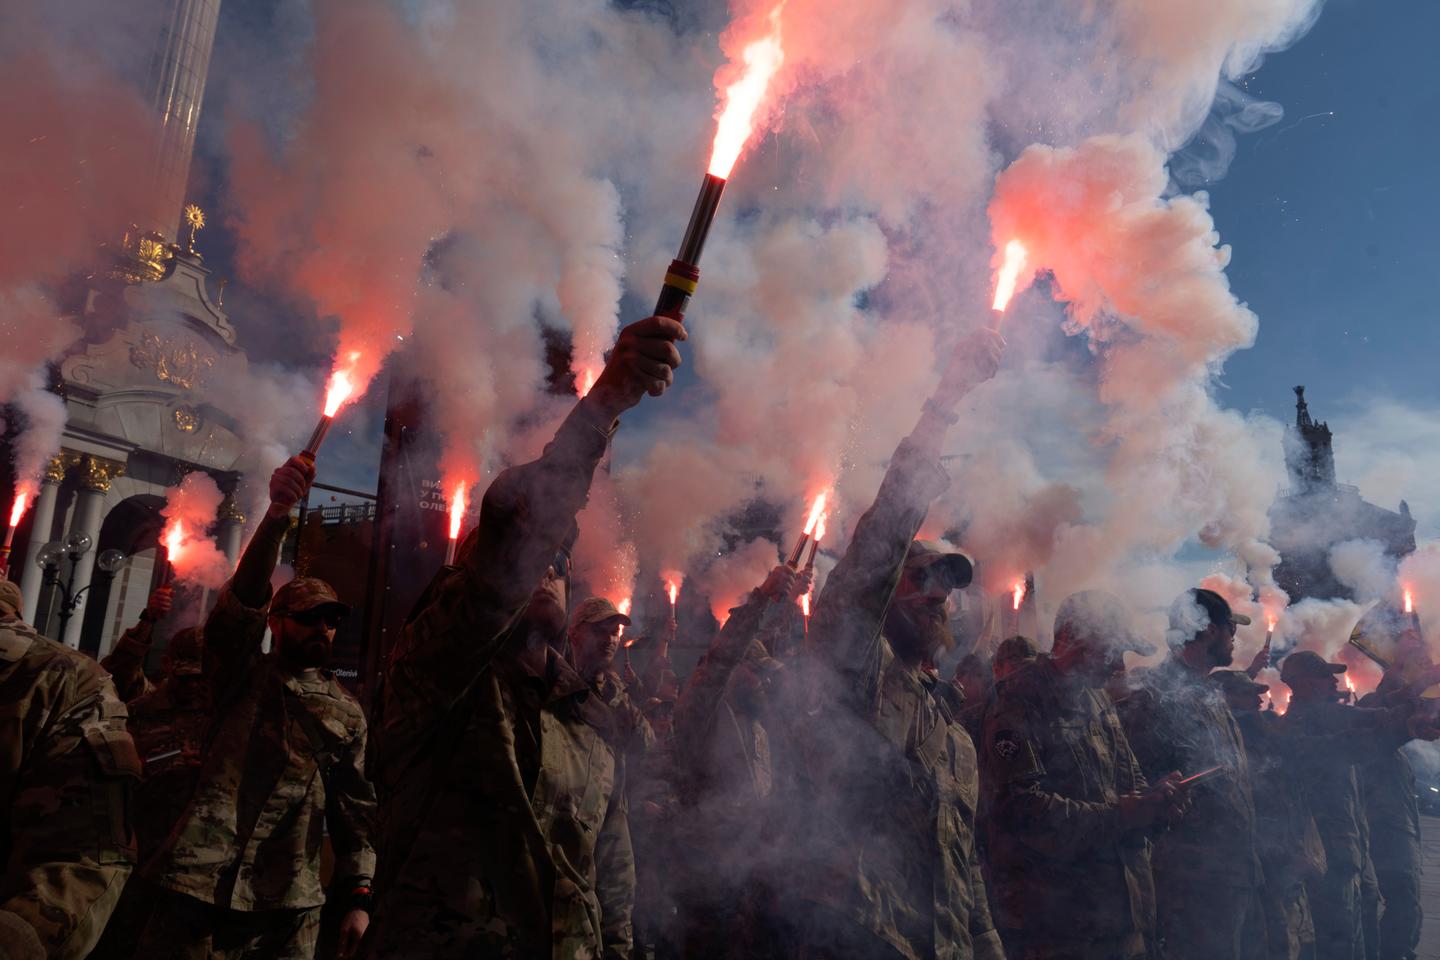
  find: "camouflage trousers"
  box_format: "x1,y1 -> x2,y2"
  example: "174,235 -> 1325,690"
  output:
135,891 -> 321,960
1156,880 -> 1254,960
1000,928 -> 1146,960
1375,866 -> 1422,960
1309,869 -> 1364,960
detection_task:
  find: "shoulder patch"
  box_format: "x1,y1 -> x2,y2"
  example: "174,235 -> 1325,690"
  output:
993,730 -> 1022,760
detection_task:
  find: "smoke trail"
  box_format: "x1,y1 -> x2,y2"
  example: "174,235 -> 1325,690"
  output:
160,472 -> 231,589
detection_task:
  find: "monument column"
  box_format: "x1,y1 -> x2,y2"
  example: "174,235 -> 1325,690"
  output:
18,454 -> 73,622
217,492 -> 246,570
60,456 -> 125,649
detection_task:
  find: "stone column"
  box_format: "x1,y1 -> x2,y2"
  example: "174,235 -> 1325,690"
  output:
18,454 -> 72,623
217,492 -> 246,572
60,456 -> 125,649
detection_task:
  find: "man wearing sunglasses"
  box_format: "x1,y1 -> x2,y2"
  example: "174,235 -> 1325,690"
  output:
1116,588 -> 1260,960
367,314 -> 685,960
138,455 -> 377,960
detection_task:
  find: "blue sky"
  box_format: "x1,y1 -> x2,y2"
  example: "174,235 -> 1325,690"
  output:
1209,0 -> 1440,421
198,0 -> 1440,521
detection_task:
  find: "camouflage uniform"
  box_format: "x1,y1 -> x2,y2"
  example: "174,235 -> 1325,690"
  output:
0,612 -> 139,960
796,428 -> 1004,960
89,656 -> 212,960
139,557 -> 377,959
672,589 -> 785,958
1119,656 -> 1261,960
1357,690 -> 1424,960
1229,707 -> 1326,960
981,656 -> 1155,960
99,617 -> 159,703
368,400 -> 639,959
1285,695 -> 1413,960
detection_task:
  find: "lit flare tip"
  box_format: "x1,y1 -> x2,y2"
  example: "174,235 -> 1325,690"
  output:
448,483 -> 468,541
8,489 -> 32,529
322,351 -> 362,418
707,2 -> 786,179
1404,588 -> 1415,615
991,239 -> 1031,313
1011,579 -> 1026,611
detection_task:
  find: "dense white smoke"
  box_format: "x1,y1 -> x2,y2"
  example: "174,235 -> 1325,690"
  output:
160,472 -> 231,590
199,0 -> 1337,636
0,2 -> 158,486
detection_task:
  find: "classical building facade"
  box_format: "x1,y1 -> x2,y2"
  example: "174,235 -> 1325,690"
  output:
6,0 -> 240,655
1268,386 -> 1417,603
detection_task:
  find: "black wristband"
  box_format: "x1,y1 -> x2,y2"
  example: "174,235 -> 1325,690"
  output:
348,891 -> 374,914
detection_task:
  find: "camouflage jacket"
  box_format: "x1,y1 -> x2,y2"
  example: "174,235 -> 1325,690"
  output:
1119,657 -> 1260,889
1232,710 -> 1326,895
1,616 -> 139,960
980,657 -> 1155,942
800,429 -> 1003,960
146,581 -> 376,910
370,399 -> 638,960
99,621 -> 157,704
126,681 -> 211,864
1356,691 -> 1422,868
1283,698 -> 1409,874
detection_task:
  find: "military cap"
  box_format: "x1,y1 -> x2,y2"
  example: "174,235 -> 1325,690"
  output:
1053,590 -> 1155,656
164,626 -> 205,676
271,576 -> 348,618
993,635 -> 1039,681
1170,588 -> 1252,637
0,578 -> 21,617
1211,668 -> 1269,696
571,596 -> 632,629
1280,649 -> 1347,685
904,540 -> 973,591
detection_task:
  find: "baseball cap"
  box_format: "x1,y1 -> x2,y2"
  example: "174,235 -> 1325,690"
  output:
991,636 -> 1036,682
271,577 -> 347,619
0,579 -> 21,618
1211,668 -> 1269,696
1171,588 -> 1252,637
1280,649 -> 1347,685
904,540 -> 973,591
570,597 -> 632,629
1054,590 -> 1156,656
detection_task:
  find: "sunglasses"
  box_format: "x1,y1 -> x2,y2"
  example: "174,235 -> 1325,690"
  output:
287,608 -> 345,629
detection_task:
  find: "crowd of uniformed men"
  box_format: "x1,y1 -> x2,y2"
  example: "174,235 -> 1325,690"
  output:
3,317 -> 1438,960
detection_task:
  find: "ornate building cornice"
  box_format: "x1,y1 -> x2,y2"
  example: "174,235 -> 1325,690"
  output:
77,455 -> 127,493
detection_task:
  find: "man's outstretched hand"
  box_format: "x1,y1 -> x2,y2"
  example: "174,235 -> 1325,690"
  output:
267,456 -> 316,521
932,327 -> 1005,413
589,315 -> 687,417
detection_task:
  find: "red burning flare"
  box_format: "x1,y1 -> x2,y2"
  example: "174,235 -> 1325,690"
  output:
1405,588 -> 1415,615
448,482 -> 468,542
1011,579 -> 1026,611
708,2 -> 786,179
575,365 -> 598,399
666,579 -> 679,608
1266,614 -> 1277,633
323,351 -> 362,418
801,590 -> 811,618
991,239 -> 1032,313
8,487 -> 33,529
617,597 -> 632,638
803,492 -> 828,536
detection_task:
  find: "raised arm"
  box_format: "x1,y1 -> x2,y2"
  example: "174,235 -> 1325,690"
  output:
100,585 -> 171,703
809,329 -> 1003,694
203,456 -> 313,704
377,318 -> 685,783
674,565 -> 807,772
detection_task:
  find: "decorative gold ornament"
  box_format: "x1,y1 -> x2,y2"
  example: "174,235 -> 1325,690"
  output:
112,227 -> 172,283
44,453 -> 75,484
130,331 -> 216,391
78,455 -> 126,493
218,493 -> 247,525
183,203 -> 206,258
173,406 -> 200,433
